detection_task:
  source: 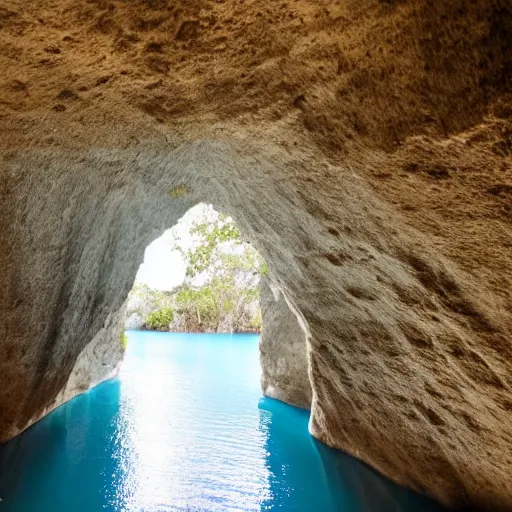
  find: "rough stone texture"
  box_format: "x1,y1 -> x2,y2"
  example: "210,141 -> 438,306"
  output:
260,276 -> 312,410
0,1 -> 512,510
19,307 -> 126,436
60,307 -> 125,399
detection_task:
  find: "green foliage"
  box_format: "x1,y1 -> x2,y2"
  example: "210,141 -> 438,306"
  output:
173,211 -> 266,332
121,332 -> 128,350
184,218 -> 243,277
145,307 -> 174,330
134,205 -> 267,333
249,310 -> 262,331
168,186 -> 188,198
175,285 -> 220,332
258,260 -> 269,276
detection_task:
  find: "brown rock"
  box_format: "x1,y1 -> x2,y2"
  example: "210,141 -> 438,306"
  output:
0,1 -> 511,510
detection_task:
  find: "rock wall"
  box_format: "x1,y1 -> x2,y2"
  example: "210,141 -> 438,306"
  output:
58,306 -> 126,407
260,277 -> 312,410
1,1 -> 512,510
16,307 -> 127,437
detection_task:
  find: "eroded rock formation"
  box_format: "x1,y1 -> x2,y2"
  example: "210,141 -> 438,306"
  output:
1,0 -> 511,510
260,276 -> 312,410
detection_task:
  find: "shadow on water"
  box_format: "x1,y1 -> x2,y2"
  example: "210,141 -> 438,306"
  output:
0,380 -> 124,512
258,397 -> 446,512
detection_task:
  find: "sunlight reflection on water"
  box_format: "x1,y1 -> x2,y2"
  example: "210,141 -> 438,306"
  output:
0,332 -> 444,512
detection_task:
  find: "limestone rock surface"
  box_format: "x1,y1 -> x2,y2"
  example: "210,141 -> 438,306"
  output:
260,277 -> 312,410
0,1 -> 512,510
20,308 -> 127,436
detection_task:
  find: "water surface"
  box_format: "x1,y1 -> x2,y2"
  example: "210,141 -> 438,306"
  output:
0,331 -> 444,512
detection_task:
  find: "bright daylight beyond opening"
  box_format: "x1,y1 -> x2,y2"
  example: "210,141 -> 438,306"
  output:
125,203 -> 267,335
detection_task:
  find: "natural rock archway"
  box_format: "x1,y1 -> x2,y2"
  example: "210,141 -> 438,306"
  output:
1,1 -> 511,510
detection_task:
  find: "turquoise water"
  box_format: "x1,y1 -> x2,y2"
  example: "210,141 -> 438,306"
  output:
0,331 -> 444,512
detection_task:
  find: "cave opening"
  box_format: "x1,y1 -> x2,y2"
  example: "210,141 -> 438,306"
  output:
124,202 -> 266,336
0,149 -> 462,512
89,203 -> 326,510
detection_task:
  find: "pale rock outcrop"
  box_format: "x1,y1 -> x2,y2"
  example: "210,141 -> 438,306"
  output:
20,307 -> 127,435
61,307 -> 126,401
260,276 -> 311,410
124,312 -> 144,330
1,1 -> 512,510
124,287 -> 157,330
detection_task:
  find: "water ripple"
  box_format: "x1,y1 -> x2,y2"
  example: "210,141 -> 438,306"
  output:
0,332 -> 445,512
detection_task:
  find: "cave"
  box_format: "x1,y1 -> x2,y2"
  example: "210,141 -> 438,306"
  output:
1,0 -> 511,510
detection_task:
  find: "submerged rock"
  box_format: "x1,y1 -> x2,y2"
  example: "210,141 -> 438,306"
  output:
0,1 -> 511,510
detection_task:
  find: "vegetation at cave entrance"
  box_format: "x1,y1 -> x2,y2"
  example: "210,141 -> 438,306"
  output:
126,205 -> 266,333
145,307 -> 175,330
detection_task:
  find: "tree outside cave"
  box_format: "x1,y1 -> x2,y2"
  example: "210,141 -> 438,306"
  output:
125,204 -> 267,333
